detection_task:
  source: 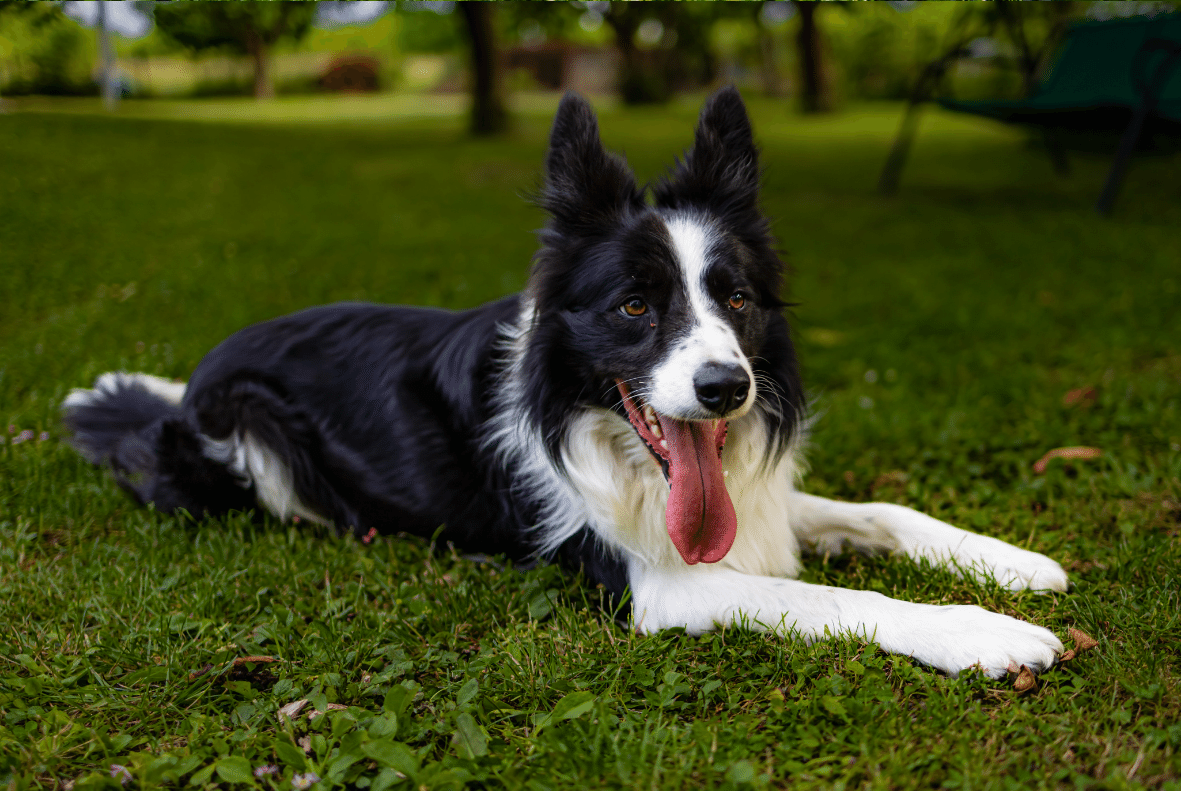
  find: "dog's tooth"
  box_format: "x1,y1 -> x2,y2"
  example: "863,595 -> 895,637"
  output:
641,404 -> 662,437
723,470 -> 729,477
660,439 -> 668,449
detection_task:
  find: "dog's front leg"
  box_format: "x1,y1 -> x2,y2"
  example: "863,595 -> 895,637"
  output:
787,492 -> 1069,592
628,562 -> 1062,677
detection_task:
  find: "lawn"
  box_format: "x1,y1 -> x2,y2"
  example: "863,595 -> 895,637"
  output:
1,93 -> 1179,790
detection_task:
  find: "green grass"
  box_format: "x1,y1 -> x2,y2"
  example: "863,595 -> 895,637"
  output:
1,94 -> 1179,790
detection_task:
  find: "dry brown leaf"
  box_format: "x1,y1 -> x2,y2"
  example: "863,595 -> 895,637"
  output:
1033,447 -> 1103,474
871,470 -> 909,497
278,699 -> 309,722
1013,665 -> 1036,693
187,663 -> 214,681
306,703 -> 348,719
298,736 -> 312,754
232,655 -> 278,666
1068,628 -> 1099,652
1063,387 -> 1097,407
1059,649 -> 1077,662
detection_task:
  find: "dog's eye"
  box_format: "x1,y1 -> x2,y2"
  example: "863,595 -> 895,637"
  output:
621,298 -> 647,317
728,293 -> 746,310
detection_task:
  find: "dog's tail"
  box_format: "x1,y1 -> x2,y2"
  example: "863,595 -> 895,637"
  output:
62,372 -> 254,517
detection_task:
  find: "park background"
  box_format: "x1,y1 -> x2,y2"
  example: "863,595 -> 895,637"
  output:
1,2 -> 1180,789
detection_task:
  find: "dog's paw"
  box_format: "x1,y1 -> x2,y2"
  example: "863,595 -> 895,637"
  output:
956,540 -> 1070,593
895,604 -> 1063,679
987,551 -> 1070,593
879,508 -> 1070,593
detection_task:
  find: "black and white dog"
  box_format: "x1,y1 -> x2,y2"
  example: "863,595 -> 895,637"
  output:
64,88 -> 1067,678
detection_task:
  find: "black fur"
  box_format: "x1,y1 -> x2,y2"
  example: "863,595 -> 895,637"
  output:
184,299 -> 538,554
63,381 -> 256,516
64,87 -> 804,612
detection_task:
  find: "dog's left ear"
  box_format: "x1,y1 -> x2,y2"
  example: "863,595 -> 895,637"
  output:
653,86 -> 760,222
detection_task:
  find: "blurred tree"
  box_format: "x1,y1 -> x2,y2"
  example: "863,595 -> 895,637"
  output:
601,1 -> 728,104
154,1 -> 315,99
877,0 -> 1082,193
499,0 -> 585,44
458,1 -> 506,135
595,3 -> 655,103
991,0 -> 1077,95
0,2 -> 94,98
793,0 -> 833,113
0,1 -> 60,27
395,2 -> 506,135
665,3 -> 724,95
476,2 -> 731,106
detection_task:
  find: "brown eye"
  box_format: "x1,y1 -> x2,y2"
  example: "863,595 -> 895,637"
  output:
728,293 -> 746,310
622,298 -> 647,317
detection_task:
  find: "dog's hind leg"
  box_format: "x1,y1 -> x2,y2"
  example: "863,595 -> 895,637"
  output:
191,378 -> 373,536
786,492 -> 1068,592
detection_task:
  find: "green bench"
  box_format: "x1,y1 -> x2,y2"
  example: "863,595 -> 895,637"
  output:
939,14 -> 1181,214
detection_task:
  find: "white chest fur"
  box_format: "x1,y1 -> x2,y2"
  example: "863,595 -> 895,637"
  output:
560,407 -> 804,577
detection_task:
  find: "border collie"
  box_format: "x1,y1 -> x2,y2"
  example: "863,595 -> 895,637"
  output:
64,88 -> 1068,679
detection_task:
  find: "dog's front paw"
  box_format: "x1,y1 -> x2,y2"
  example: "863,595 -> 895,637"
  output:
987,550 -> 1070,593
958,541 -> 1070,593
895,604 -> 1063,679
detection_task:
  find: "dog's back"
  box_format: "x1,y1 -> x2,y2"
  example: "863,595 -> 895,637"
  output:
64,299 -> 532,550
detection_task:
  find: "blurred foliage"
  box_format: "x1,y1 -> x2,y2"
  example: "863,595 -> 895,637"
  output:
0,2 -> 1142,107
154,2 -> 315,57
396,3 -> 460,55
826,3 -> 957,102
16,19 -> 92,96
825,1 -> 1084,103
154,1 -> 316,97
0,3 -> 96,96
607,1 -> 738,104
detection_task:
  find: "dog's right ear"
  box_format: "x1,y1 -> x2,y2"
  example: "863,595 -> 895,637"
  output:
540,93 -> 643,235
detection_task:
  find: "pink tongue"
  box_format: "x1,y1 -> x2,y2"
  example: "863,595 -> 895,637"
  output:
663,418 -> 737,564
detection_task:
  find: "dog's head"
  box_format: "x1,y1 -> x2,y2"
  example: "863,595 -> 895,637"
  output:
523,87 -> 803,564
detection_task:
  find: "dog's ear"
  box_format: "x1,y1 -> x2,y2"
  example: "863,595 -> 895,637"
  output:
541,92 -> 643,235
653,86 -> 760,223
656,86 -> 785,307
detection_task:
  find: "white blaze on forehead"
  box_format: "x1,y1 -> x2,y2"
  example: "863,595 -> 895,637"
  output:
664,215 -> 715,304
648,214 -> 755,419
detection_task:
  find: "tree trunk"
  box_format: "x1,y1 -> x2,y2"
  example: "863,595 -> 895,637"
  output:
459,1 -> 506,136
794,1 -> 831,113
994,0 -> 1039,96
246,29 -> 274,100
605,7 -> 667,105
616,27 -> 645,104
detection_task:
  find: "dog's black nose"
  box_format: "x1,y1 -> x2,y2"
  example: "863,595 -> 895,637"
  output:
694,363 -> 750,415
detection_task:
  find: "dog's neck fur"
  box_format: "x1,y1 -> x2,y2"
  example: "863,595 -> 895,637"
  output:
484,296 -> 807,577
